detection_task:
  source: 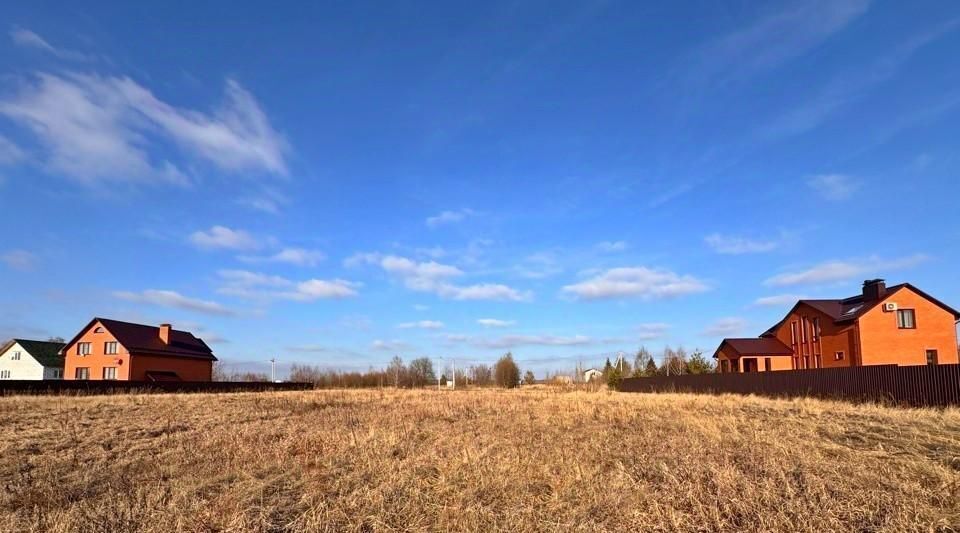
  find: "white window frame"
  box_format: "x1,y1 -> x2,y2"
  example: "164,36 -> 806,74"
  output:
104,341 -> 118,355
77,342 -> 92,356
103,367 -> 117,380
12,351 -> 20,361
897,309 -> 916,329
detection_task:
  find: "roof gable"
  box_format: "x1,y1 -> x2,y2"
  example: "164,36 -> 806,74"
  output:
9,339 -> 66,367
62,318 -> 217,361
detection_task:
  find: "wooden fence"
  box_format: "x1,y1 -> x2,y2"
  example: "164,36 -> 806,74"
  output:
617,364 -> 960,407
0,380 -> 312,396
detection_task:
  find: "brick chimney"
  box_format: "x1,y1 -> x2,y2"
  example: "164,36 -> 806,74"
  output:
159,323 -> 172,345
862,279 -> 886,301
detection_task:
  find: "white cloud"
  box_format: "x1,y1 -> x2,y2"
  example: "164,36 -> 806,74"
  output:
596,241 -> 628,253
189,226 -> 261,251
562,267 -> 708,300
397,320 -> 445,330
705,233 -> 778,254
703,317 -> 749,337
477,318 -> 516,328
446,334 -> 593,350
413,304 -> 430,311
240,247 -> 325,267
753,294 -> 806,307
9,27 -> 92,61
0,135 -> 25,165
636,323 -> 671,340
113,289 -> 235,316
513,252 -> 562,279
807,174 -> 859,201
0,72 -> 287,185
764,254 -> 928,287
217,269 -> 359,301
237,188 -> 289,215
348,253 -> 530,302
1,249 -> 37,271
426,208 -> 475,228
371,339 -> 412,352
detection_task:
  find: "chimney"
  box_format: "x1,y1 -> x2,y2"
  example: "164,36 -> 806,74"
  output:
862,279 -> 886,301
159,323 -> 172,345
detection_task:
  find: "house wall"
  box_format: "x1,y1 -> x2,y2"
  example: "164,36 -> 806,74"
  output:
63,321 -> 132,380
858,287 -> 959,366
129,354 -> 213,381
768,303 -> 857,369
0,342 -> 46,380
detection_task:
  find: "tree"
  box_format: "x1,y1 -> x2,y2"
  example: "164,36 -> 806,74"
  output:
644,358 -> 658,376
470,364 -> 493,387
602,357 -> 613,381
606,366 -> 623,389
48,336 -> 66,343
523,370 -> 536,385
660,345 -> 688,376
494,352 -> 520,389
685,349 -> 715,374
387,356 -> 405,387
633,347 -> 653,377
407,357 -> 436,387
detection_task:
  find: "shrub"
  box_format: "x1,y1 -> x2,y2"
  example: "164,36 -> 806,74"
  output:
494,353 -> 520,388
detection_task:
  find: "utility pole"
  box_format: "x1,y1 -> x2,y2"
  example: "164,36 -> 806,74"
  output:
452,358 -> 456,390
269,357 -> 276,382
437,357 -> 443,391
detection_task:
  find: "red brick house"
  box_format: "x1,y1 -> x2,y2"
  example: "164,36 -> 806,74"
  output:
716,280 -> 960,373
62,318 -> 216,381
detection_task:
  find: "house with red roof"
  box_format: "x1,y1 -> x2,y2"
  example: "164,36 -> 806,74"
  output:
62,318 -> 217,381
715,280 -> 960,373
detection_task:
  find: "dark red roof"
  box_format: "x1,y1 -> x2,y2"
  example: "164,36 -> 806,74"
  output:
62,318 -> 217,361
715,338 -> 793,358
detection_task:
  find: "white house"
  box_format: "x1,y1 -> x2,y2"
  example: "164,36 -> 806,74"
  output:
583,368 -> 602,382
0,339 -> 66,380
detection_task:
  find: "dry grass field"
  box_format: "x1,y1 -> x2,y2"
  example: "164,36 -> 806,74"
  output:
2,388 -> 960,532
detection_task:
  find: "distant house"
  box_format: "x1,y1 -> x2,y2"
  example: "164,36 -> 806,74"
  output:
716,280 -> 960,373
0,339 -> 66,380
62,318 -> 217,381
583,368 -> 602,382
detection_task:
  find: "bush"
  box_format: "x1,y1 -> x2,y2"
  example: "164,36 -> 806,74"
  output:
494,353 -> 520,389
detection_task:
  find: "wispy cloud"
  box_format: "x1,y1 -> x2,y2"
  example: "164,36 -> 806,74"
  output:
0,135 -> 25,165
217,269 -> 359,301
513,252 -> 563,279
636,323 -> 671,340
1,249 -> 38,271
685,0 -> 870,85
347,253 -> 530,302
705,233 -> 779,254
240,247 -> 326,267
113,289 -> 235,316
445,333 -> 594,350
807,174 -> 859,201
703,317 -> 749,337
371,339 -> 413,352
765,254 -> 928,286
562,267 -> 708,300
596,241 -> 628,253
189,226 -> 261,251
397,320 -> 445,330
753,294 -> 806,307
9,27 -> 94,62
426,208 -> 476,228
0,72 -> 287,185
477,318 -> 516,328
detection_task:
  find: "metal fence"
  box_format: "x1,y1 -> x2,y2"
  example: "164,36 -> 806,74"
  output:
617,364 -> 960,407
0,380 -> 313,396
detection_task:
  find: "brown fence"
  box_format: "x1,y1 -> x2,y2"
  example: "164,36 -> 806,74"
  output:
0,380 -> 313,396
618,364 -> 960,407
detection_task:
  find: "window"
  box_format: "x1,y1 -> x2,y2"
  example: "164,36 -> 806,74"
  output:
835,351 -> 845,361
801,317 -> 808,343
0,370 -> 10,379
812,318 -> 821,341
815,354 -> 822,368
926,350 -> 938,366
803,356 -> 810,369
731,359 -> 740,372
77,342 -> 92,356
103,367 -> 117,380
720,360 -> 729,373
75,367 -> 90,380
764,358 -> 772,372
52,369 -> 63,379
104,342 -> 118,355
897,309 -> 916,329
790,321 -> 798,345
94,326 -> 104,333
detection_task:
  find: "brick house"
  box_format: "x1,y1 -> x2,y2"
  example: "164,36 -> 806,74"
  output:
62,318 -> 216,381
715,280 -> 960,373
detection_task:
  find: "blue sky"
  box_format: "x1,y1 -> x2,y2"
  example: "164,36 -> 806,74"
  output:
1,1 -> 959,377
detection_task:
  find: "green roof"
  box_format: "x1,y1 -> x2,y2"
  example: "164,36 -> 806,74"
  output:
11,339 -> 66,368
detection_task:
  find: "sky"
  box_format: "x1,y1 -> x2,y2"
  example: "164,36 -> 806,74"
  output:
1,1 -> 959,378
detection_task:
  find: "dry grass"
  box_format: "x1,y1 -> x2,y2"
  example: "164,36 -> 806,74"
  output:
2,388 -> 960,532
